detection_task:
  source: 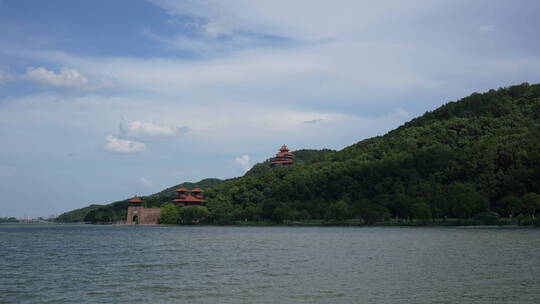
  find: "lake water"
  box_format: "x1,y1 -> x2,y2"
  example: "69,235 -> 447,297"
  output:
1,224 -> 539,303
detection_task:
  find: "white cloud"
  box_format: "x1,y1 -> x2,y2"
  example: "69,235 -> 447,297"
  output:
25,67 -> 89,89
10,9 -> 538,113
119,117 -> 189,141
138,177 -> 154,187
23,66 -> 116,90
104,135 -> 146,154
142,26 -> 274,56
148,0 -> 442,41
234,154 -> 251,173
0,92 -> 417,157
37,42 -> 438,108
479,24 -> 496,32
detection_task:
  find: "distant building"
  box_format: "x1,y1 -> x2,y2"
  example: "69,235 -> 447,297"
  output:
125,196 -> 160,225
270,145 -> 294,168
172,186 -> 206,206
125,187 -> 206,225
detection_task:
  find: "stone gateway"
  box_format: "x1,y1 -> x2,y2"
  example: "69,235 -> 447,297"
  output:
125,197 -> 161,225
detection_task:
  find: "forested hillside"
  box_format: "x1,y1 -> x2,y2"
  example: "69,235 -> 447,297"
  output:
80,83 -> 540,224
55,204 -> 104,222
202,83 -> 540,223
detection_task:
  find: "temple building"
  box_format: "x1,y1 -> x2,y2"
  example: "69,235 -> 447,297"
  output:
125,196 -> 160,225
129,196 -> 142,205
125,186 -> 206,225
270,145 -> 294,168
172,186 -> 206,206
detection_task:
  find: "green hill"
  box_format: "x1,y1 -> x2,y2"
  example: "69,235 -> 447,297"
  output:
202,83 -> 540,223
55,204 -> 104,223
80,83 -> 540,224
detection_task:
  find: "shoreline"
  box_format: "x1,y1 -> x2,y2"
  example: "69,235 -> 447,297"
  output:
44,219 -> 539,228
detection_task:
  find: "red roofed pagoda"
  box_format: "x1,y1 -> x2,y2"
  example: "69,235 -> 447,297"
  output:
270,145 -> 294,168
128,196 -> 142,204
172,186 -> 206,206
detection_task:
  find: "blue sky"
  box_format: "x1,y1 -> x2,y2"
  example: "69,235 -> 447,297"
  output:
1,0 -> 539,217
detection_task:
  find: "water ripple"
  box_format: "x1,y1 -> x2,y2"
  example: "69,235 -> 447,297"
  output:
1,224 -> 539,304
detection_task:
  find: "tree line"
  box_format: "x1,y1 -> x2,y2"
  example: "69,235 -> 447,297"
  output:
81,83 -> 540,225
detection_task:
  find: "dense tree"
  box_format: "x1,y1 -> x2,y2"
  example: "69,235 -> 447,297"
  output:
474,211 -> 501,225
351,200 -> 390,224
522,192 -> 540,218
76,83 -> 540,225
206,193 -> 236,223
446,183 -> 487,218
411,201 -> 432,222
499,195 -> 524,218
159,203 -> 181,224
325,201 -> 350,221
0,217 -> 18,223
182,206 -> 210,224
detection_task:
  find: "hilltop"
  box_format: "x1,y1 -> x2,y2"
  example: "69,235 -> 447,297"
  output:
245,149 -> 335,177
62,83 -> 540,224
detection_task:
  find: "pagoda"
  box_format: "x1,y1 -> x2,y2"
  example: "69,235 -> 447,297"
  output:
172,186 -> 206,206
128,196 -> 142,205
270,145 -> 294,168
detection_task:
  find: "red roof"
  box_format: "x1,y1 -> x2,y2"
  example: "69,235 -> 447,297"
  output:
271,160 -> 294,164
175,187 -> 189,192
172,195 -> 206,203
129,197 -> 142,203
276,152 -> 293,157
191,188 -> 204,192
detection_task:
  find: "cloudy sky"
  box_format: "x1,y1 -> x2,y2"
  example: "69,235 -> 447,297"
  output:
1,0 -> 539,217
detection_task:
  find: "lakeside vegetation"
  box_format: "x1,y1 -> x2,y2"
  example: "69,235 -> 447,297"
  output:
59,83 -> 540,226
0,217 -> 18,223
55,204 -> 104,223
156,206 -> 540,227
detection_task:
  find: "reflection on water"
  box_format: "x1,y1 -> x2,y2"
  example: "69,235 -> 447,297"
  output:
1,223 -> 539,303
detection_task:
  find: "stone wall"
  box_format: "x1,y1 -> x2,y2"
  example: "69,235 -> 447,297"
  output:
126,206 -> 161,225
